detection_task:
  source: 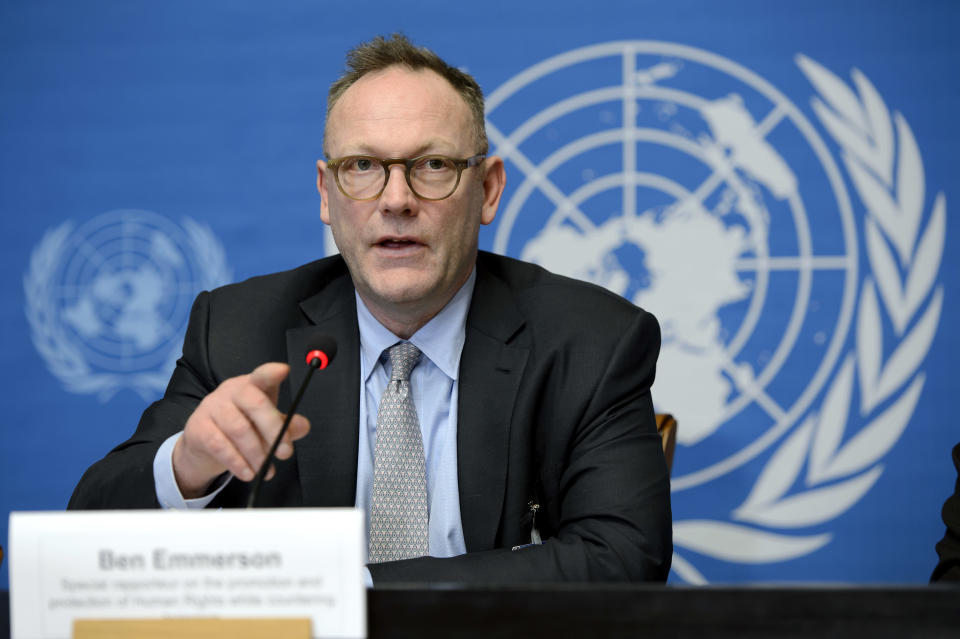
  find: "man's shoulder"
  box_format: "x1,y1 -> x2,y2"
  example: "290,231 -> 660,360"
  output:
207,255 -> 349,304
196,255 -> 353,335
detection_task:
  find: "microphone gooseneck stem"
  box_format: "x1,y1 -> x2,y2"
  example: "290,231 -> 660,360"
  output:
246,359 -> 321,508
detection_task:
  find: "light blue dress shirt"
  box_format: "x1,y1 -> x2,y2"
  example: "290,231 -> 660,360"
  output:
354,270 -> 472,561
154,270 -> 473,563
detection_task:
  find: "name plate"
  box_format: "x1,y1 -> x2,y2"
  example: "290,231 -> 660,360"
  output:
9,508 -> 365,639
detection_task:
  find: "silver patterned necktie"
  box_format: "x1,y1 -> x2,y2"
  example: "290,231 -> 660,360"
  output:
368,341 -> 429,563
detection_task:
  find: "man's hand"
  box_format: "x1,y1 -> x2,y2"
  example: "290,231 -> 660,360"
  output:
171,362 -> 310,498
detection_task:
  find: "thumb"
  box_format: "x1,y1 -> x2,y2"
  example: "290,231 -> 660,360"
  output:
248,362 -> 290,405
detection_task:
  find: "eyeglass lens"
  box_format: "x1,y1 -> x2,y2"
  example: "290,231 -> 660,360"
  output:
337,156 -> 461,200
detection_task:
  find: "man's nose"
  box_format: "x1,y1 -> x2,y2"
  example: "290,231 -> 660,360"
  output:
379,164 -> 417,213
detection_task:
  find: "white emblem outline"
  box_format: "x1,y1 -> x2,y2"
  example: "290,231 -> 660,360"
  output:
24,210 -> 231,402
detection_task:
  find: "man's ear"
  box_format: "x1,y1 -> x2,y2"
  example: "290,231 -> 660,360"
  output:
480,156 -> 506,226
317,159 -> 331,225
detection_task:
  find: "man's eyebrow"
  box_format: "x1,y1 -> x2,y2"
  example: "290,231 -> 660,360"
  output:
408,139 -> 458,156
339,139 -> 460,158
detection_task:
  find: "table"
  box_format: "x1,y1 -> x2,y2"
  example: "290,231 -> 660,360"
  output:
4,585 -> 959,638
368,584 -> 960,638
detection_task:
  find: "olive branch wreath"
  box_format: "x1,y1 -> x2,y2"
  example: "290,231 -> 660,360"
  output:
671,56 -> 946,583
24,215 -> 231,402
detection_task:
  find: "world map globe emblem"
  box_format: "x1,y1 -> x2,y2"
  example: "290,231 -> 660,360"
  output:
486,41 -> 858,488
25,209 -> 231,400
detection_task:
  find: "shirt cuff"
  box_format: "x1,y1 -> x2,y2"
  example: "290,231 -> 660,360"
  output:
154,432 -> 232,509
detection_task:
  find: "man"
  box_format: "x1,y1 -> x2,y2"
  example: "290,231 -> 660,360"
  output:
69,35 -> 672,584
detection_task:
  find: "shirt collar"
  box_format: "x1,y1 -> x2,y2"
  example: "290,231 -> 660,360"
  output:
357,268 -> 476,382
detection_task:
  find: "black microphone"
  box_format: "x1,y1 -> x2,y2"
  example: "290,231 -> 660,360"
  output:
246,335 -> 338,508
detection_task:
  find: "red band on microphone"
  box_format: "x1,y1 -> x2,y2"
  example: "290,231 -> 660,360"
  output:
305,349 -> 329,369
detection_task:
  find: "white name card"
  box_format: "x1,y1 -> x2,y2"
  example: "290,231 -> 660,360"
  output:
9,508 -> 365,639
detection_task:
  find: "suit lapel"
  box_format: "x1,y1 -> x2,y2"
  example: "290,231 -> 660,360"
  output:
457,264 -> 528,552
286,270 -> 361,508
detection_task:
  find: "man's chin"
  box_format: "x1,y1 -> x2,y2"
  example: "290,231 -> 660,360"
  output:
376,286 -> 434,308
366,275 -> 437,309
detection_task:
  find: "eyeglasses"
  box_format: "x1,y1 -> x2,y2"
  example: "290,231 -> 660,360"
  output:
326,154 -> 486,201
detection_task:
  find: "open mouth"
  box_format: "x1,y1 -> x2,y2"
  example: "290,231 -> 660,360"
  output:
377,237 -> 420,249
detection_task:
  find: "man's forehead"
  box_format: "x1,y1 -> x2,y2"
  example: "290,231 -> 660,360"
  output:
334,66 -> 462,113
325,66 -> 472,153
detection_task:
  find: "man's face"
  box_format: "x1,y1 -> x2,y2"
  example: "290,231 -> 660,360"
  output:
318,66 -> 504,330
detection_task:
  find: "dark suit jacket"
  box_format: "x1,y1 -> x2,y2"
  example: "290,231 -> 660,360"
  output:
932,443 -> 960,582
69,251 -> 672,583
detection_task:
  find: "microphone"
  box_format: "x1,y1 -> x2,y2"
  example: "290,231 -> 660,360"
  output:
246,335 -> 338,508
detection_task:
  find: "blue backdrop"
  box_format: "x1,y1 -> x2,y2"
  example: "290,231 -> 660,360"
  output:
3,0 -> 958,587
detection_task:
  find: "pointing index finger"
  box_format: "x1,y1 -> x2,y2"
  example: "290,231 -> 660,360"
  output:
248,362 -> 290,405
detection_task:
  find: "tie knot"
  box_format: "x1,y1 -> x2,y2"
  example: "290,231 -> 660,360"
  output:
388,342 -> 421,382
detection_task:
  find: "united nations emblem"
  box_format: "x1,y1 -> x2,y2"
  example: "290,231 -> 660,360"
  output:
486,42 -> 945,581
24,210 -> 231,401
